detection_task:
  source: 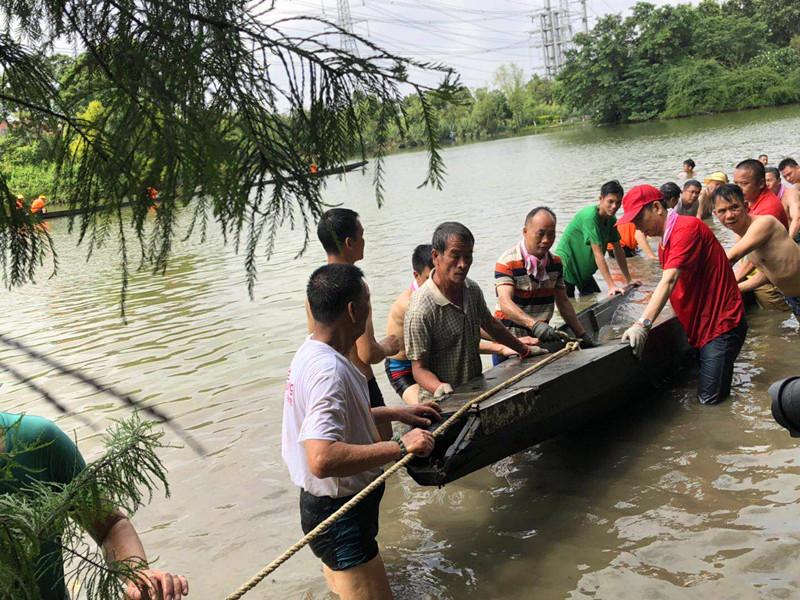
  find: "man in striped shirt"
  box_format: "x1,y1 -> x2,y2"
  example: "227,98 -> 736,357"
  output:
493,206 -> 595,364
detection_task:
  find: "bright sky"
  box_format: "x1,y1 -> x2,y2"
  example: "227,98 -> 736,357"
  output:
270,0 -> 687,88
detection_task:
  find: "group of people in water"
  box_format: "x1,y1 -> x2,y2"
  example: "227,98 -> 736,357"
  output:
283,154 -> 800,599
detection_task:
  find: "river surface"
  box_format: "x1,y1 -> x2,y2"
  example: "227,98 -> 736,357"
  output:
5,105 -> 800,599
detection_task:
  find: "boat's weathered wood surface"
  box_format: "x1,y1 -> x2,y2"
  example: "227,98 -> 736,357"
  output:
406,289 -> 692,486
40,160 -> 369,221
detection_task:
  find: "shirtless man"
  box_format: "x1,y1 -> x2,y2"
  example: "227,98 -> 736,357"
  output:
713,184 -> 800,317
386,244 -> 538,403
766,166 -> 800,242
779,158 -> 800,190
308,208 -> 400,439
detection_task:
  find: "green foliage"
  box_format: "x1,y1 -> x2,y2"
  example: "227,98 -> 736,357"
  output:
0,416 -> 168,599
559,0 -> 800,124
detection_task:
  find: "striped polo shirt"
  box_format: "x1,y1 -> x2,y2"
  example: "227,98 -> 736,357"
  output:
493,245 -> 565,338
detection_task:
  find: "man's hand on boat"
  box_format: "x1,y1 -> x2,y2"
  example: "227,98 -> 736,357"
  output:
434,383 -> 454,399
578,332 -> 599,348
530,320 -> 562,342
609,280 -> 643,296
393,402 -> 442,428
621,322 -> 649,359
400,428 -> 436,458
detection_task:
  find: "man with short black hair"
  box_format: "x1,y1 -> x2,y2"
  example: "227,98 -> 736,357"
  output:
494,206 -> 594,365
765,166 -> 800,241
779,157 -> 800,189
659,182 -> 681,210
679,158 -> 696,179
405,222 -> 534,402
676,179 -> 702,217
284,263 -> 441,600
618,185 -> 746,405
759,154 -> 769,166
310,208 -> 401,440
555,180 -> 639,297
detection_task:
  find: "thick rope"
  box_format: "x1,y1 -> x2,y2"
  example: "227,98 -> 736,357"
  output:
225,341 -> 580,600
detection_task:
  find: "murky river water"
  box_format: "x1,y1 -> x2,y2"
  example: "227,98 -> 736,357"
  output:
5,105 -> 800,599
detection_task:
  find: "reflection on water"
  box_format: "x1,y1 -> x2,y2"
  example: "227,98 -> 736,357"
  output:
3,104 -> 800,599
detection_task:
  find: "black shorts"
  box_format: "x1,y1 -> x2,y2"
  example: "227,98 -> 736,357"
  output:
384,359 -> 416,397
367,376 -> 386,408
300,483 -> 385,571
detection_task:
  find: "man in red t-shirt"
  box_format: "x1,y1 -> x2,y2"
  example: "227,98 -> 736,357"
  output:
617,185 -> 747,405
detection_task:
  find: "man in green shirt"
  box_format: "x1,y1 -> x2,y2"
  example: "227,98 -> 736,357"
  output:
0,412 -> 189,600
555,180 -> 639,297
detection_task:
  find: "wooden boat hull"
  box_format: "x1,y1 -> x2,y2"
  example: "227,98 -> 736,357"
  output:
406,291 -> 692,486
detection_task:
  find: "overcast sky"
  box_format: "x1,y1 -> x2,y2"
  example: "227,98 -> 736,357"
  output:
271,0 -> 687,88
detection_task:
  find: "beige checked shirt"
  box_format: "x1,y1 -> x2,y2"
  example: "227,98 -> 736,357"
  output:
404,270 -> 494,402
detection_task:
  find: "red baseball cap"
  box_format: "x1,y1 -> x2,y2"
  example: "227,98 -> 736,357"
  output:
617,184 -> 663,225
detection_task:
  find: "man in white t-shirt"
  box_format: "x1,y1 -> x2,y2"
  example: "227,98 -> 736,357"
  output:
283,263 -> 441,599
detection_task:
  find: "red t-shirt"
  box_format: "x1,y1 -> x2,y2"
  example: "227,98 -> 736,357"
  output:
659,216 -> 743,348
749,188 -> 788,229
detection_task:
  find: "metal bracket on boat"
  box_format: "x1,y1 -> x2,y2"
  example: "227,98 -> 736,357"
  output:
439,410 -> 482,476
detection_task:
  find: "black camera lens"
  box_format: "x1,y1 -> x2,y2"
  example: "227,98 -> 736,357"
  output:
769,377 -> 800,437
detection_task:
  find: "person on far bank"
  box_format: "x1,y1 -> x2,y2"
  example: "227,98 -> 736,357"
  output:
308,208 -> 401,440
284,263 -> 441,600
555,180 -> 640,297
713,184 -> 800,318
759,154 -> 769,166
779,158 -> 800,190
493,206 -> 596,366
765,166 -> 800,242
618,184 -> 746,405
405,222 -> 537,402
732,159 -> 790,313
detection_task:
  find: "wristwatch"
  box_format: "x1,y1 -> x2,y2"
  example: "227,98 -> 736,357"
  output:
393,434 -> 408,459
636,317 -> 653,330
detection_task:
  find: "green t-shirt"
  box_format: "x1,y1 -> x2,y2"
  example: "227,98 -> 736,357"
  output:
0,413 -> 86,600
555,205 -> 621,287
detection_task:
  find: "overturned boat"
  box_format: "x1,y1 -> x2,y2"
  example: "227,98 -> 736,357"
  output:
406,289 -> 692,486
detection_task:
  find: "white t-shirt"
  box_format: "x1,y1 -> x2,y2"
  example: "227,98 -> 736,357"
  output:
281,338 -> 380,498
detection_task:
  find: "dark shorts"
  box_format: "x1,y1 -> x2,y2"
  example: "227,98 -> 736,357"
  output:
564,277 -> 601,298
697,318 -> 748,405
300,483 -> 385,571
384,359 -> 415,397
786,296 -> 800,318
367,376 -> 385,408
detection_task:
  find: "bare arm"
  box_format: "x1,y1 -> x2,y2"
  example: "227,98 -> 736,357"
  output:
612,242 -> 634,283
726,218 -> 771,263
483,317 -> 528,355
554,288 -> 587,336
786,188 -> 800,239
496,285 -> 536,330
639,268 -> 681,323
634,229 -> 658,259
89,512 -> 189,599
591,243 -> 617,289
356,305 -> 397,364
734,258 -> 756,282
739,270 -> 768,292
411,358 -> 444,395
305,439 -> 401,478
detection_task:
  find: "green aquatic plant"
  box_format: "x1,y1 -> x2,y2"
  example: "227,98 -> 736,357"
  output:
0,415 -> 169,599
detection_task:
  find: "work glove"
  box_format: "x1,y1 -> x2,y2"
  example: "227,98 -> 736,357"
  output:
531,320 -> 562,342
433,383 -> 454,399
578,333 -> 599,348
621,323 -> 649,359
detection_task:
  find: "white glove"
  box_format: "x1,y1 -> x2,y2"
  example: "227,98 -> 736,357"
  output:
433,383 -> 454,399
621,323 -> 649,359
